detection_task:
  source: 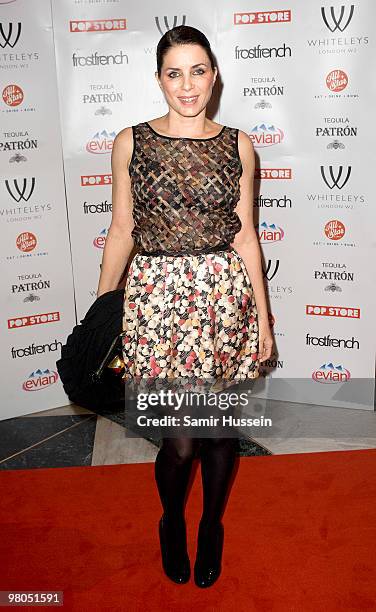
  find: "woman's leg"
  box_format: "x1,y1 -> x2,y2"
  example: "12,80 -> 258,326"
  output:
194,436 -> 238,587
199,436 -> 238,529
154,436 -> 200,525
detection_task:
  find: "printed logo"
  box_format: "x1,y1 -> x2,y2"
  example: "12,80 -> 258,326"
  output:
11,272 -> 51,300
306,333 -> 359,349
11,338 -> 62,359
155,15 -> 186,36
8,312 -> 60,329
234,10 -> 291,25
16,231 -> 37,252
5,177 -> 35,201
254,168 -> 292,179
72,51 -> 128,67
249,123 -> 284,147
263,259 -> 280,281
324,219 -> 345,240
22,368 -> 59,391
0,21 -> 21,48
81,174 -> 112,186
257,222 -> 285,243
312,363 -> 351,383
254,194 -> 292,208
243,76 -> 285,99
86,130 -> 116,154
70,19 -> 127,32
321,5 -> 354,32
320,165 -> 351,189
306,305 -> 360,318
235,44 -> 292,60
2,84 -> 23,106
93,228 -> 107,248
326,69 -> 348,92
83,200 -> 112,214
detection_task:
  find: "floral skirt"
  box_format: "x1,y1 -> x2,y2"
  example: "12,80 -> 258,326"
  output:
122,247 -> 259,394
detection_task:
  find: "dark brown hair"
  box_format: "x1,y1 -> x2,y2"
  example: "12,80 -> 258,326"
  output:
156,25 -> 216,77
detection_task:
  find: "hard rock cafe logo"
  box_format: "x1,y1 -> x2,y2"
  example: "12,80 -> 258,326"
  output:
0,21 -> 21,48
5,177 -> 35,201
154,15 -> 186,36
326,70 -> 348,92
312,363 -> 351,383
249,123 -> 284,147
16,231 -> 37,252
320,165 -> 351,189
324,220 -> 345,240
321,5 -> 354,32
2,84 -> 23,106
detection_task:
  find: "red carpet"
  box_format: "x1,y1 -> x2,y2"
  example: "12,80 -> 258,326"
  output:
1,449 -> 375,611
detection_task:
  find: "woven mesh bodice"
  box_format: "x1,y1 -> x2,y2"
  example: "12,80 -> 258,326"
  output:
128,121 -> 243,254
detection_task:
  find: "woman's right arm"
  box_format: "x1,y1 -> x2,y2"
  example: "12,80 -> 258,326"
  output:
96,127 -> 135,298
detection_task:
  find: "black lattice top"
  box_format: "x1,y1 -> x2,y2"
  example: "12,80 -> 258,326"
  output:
128,121 -> 243,253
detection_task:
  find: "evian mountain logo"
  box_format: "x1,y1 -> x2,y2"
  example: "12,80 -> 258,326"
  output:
257,222 -> 285,243
312,362 -> 351,383
155,15 -> 186,36
93,228 -> 108,248
325,219 -> 345,240
86,130 -> 116,154
249,123 -> 284,147
321,5 -> 354,32
321,165 -> 351,189
326,69 -> 348,92
2,84 -> 23,106
5,177 -> 35,202
22,368 -> 59,391
0,21 -> 21,47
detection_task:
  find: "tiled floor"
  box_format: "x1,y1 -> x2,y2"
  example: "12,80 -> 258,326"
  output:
0,398 -> 375,470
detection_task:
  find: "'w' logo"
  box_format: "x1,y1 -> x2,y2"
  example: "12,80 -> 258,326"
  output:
0,22 -> 21,48
320,166 -> 351,190
5,177 -> 35,202
155,15 -> 187,36
321,5 -> 354,32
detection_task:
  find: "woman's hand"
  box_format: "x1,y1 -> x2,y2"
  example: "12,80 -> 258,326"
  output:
257,318 -> 273,363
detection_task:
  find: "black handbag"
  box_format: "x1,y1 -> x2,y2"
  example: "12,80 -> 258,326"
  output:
56,288 -> 128,412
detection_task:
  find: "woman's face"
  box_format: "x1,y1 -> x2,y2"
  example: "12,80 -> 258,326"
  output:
156,43 -> 217,117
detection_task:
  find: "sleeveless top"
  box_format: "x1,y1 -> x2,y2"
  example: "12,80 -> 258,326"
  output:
128,121 -> 243,254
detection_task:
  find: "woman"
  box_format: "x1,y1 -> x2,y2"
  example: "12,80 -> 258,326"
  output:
97,25 -> 273,588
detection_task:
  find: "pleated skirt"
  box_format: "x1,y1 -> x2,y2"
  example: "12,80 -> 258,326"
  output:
121,247 -> 259,394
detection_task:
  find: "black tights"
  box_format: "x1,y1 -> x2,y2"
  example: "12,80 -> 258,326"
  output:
154,436 -> 237,530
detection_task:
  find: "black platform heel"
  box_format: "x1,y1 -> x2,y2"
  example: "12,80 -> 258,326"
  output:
158,514 -> 191,584
194,521 -> 224,588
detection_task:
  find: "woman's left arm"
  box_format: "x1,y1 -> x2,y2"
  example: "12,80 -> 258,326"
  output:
230,129 -> 273,363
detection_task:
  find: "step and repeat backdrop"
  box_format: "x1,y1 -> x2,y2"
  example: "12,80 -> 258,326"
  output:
1,0 -> 375,419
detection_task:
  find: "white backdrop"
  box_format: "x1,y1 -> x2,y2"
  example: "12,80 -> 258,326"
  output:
0,0 -> 375,419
